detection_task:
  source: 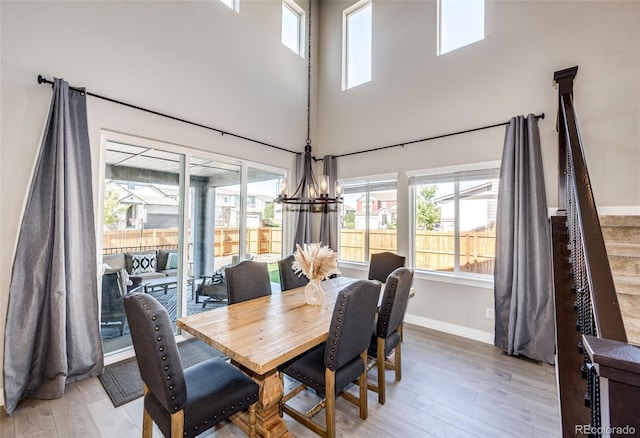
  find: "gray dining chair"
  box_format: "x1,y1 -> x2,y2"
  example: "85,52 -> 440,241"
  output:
225,260 -> 271,304
123,293 -> 259,438
278,255 -> 309,291
367,252 -> 406,283
280,280 -> 380,438
367,267 -> 414,404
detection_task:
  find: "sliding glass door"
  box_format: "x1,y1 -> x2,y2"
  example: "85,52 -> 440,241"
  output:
100,135 -> 288,356
101,140 -> 186,355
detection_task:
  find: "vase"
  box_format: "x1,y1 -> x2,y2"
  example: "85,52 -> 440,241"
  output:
304,279 -> 325,306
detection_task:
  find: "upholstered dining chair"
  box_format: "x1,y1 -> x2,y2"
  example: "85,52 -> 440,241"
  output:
123,293 -> 259,438
367,267 -> 414,404
367,252 -> 406,283
278,254 -> 309,291
225,260 -> 271,304
280,280 -> 380,438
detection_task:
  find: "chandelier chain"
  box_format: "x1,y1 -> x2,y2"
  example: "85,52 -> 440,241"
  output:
306,0 -> 312,146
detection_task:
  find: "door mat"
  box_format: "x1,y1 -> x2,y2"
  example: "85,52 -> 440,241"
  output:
99,339 -> 225,407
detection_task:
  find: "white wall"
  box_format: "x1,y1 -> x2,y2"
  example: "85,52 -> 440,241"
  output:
318,1 -> 640,338
0,0 -> 310,399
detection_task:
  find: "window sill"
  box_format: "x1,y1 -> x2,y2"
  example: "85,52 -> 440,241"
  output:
338,261 -> 494,290
414,270 -> 494,289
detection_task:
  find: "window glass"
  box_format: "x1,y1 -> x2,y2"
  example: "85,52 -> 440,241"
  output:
102,142 -> 185,354
344,1 -> 372,89
102,139 -> 287,358
411,166 -> 498,276
282,1 -> 303,56
439,0 -> 484,55
340,178 -> 397,263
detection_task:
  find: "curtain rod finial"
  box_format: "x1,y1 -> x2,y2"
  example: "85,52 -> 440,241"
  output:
37,75 -> 46,84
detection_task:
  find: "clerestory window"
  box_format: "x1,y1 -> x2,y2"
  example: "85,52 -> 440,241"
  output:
343,0 -> 372,90
438,0 -> 484,55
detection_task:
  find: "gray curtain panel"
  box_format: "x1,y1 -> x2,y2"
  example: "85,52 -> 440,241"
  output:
3,78 -> 104,415
494,114 -> 555,365
319,155 -> 338,250
292,152 -> 312,250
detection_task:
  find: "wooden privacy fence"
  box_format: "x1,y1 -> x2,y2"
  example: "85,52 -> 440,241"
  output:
104,227 -> 493,274
103,227 -> 282,256
339,229 -> 495,274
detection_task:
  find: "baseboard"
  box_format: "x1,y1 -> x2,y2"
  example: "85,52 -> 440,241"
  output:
404,313 -> 494,345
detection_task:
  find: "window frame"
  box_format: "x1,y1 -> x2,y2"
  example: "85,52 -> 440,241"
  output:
342,0 -> 372,90
408,161 -> 500,282
281,0 -> 305,57
99,130 -> 289,340
338,173 -> 398,264
218,0 -> 240,13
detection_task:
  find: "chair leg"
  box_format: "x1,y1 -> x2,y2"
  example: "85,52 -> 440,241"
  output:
170,409 -> 184,437
248,402 -> 257,438
325,368 -> 336,438
142,408 -> 153,438
142,385 -> 153,438
377,336 -> 386,404
395,341 -> 402,381
359,351 -> 368,420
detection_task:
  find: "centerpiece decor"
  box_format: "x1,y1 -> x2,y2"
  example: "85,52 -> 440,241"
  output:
292,243 -> 340,306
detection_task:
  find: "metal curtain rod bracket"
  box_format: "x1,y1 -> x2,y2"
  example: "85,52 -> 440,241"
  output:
335,112 -> 545,159
36,74 -> 298,155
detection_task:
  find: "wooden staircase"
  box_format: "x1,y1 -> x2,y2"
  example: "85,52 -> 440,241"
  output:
602,215 -> 640,345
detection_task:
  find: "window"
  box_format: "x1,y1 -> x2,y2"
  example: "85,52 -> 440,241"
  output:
101,135 -> 286,357
282,0 -> 304,56
343,0 -> 372,90
219,0 -> 239,13
339,176 -> 397,263
438,0 -> 484,55
410,164 -> 499,276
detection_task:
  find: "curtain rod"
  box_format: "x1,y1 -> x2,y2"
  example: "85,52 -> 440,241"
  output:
334,113 -> 545,159
37,75 -> 298,155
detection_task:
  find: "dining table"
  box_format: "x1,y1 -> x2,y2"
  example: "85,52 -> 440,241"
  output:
177,276 -> 360,438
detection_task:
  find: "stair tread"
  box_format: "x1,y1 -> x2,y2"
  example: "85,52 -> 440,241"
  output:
600,215 -> 640,228
614,275 -> 640,285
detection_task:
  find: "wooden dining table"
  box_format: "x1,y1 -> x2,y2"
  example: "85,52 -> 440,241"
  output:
177,276 -> 360,438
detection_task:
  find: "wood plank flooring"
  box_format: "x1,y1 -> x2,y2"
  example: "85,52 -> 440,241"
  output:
0,324 -> 561,438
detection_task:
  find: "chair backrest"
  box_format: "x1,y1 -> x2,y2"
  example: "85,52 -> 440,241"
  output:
377,267 -> 414,338
278,255 -> 309,291
368,252 -> 406,282
123,293 -> 187,413
225,260 -> 271,304
101,271 -> 124,322
325,280 -> 380,371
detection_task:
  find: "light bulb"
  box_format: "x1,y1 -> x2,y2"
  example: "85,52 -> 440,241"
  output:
320,175 -> 328,195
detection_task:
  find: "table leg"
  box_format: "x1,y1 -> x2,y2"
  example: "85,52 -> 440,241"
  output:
230,369 -> 292,438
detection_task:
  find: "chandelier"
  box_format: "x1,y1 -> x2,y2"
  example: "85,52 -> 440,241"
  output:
276,0 -> 342,206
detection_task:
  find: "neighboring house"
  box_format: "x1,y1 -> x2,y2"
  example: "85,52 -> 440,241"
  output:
354,191 -> 397,230
105,180 -> 180,230
433,181 -> 498,232
214,188 -> 281,228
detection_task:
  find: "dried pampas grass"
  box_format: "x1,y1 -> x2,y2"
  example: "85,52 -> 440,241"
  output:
292,243 -> 340,281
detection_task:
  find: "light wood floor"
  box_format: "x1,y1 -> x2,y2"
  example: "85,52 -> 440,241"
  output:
0,324 -> 560,438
